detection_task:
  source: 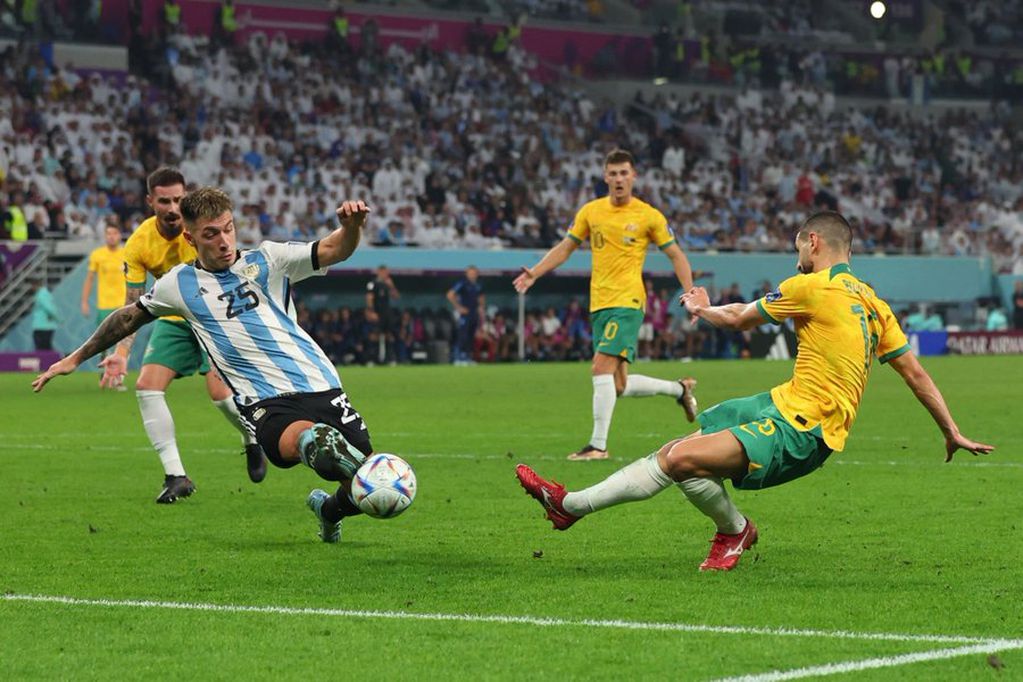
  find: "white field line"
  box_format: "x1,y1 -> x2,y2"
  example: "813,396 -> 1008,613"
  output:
1,441 -> 1019,469
0,437 -> 1014,470
0,594 -> 1014,648
715,639 -> 1023,682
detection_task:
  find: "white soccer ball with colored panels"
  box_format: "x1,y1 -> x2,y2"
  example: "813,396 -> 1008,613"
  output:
351,453 -> 417,519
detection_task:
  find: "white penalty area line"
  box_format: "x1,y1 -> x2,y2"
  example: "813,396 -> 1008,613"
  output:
714,639 -> 1023,682
0,594 -> 1014,649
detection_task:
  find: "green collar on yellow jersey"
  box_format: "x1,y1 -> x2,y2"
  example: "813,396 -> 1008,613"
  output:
829,263 -> 853,280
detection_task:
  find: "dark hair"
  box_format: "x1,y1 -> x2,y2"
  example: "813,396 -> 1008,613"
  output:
181,187 -> 233,228
146,166 -> 186,194
799,211 -> 852,253
604,149 -> 635,168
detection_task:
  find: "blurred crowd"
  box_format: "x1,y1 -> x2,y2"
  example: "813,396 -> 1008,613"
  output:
296,276 -> 779,367
0,7 -> 1021,277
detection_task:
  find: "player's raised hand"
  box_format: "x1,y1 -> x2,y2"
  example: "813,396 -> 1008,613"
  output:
944,433 -> 995,462
513,267 -> 536,294
32,356 -> 80,393
336,200 -> 371,231
99,354 -> 128,389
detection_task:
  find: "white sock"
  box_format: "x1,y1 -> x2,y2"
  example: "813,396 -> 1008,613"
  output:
589,374 -> 616,450
678,477 -> 746,534
136,390 -> 186,477
621,374 -> 684,398
563,453 -> 673,516
213,397 -> 258,446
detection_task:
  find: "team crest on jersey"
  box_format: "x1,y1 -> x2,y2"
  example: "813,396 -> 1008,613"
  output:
765,289 -> 782,302
243,263 -> 261,280
624,223 -> 638,232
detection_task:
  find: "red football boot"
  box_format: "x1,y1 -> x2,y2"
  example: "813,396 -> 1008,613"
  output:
515,464 -> 580,530
699,517 -> 758,571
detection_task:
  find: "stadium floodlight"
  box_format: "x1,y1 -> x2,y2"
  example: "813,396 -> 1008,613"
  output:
869,1 -> 887,19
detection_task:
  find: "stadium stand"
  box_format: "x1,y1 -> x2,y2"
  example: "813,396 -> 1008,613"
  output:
1,2 -> 1021,363
3,18 -> 1021,262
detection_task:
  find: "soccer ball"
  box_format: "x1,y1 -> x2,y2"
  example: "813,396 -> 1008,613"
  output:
351,453 -> 417,519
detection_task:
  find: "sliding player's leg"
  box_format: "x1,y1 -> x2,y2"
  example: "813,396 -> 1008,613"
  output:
243,389 -> 373,543
204,367 -> 266,483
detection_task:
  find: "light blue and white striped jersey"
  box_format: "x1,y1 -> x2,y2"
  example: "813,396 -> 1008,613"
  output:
139,241 -> 340,405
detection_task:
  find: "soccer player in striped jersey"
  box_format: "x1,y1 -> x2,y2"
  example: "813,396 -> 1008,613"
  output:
34,188 -> 376,544
102,167 -> 265,503
516,212 -> 993,571
514,149 -> 698,461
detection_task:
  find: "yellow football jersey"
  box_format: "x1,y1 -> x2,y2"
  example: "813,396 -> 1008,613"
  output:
123,216 -> 197,322
567,196 -> 675,312
757,263 -> 910,451
87,245 -> 126,309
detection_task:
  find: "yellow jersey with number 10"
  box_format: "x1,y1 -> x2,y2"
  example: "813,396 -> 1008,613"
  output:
123,216 -> 197,322
756,263 -> 910,452
567,196 -> 675,312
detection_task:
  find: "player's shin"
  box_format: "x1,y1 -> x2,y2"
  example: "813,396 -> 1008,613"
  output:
136,390 -> 186,476
297,423 -> 365,481
589,374 -> 617,450
562,452 -> 673,516
677,477 -> 746,534
621,374 -> 684,398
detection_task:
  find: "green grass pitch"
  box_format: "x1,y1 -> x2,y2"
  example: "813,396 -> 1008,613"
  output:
1,356 -> 1020,679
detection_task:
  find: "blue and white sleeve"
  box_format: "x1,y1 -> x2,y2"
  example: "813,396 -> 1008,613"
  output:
260,240 -> 328,283
138,272 -> 183,318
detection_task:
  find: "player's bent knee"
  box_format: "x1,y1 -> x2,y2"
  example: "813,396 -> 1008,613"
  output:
136,365 -> 175,392
660,442 -> 702,481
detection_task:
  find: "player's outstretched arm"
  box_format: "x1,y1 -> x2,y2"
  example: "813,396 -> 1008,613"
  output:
887,351 -> 995,462
317,200 -> 370,268
32,303 -> 155,393
513,237 -> 578,294
681,287 -> 764,331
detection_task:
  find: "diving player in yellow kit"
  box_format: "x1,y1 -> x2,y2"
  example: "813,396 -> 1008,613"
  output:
516,211 -> 993,571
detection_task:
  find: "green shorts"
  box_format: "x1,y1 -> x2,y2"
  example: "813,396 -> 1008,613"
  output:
591,307 -> 643,363
142,318 -> 210,377
697,392 -> 832,490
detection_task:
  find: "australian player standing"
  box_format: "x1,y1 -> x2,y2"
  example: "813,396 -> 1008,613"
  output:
81,221 -> 126,386
514,149 -> 698,460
